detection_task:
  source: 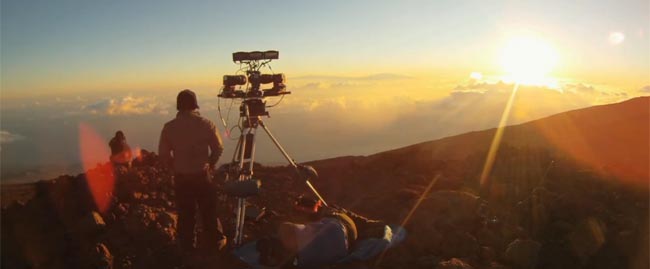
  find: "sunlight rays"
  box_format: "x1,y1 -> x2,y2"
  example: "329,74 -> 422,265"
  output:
479,84 -> 519,190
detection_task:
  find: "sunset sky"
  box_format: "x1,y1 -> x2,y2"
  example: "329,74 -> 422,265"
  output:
1,0 -> 649,182
3,0 -> 649,96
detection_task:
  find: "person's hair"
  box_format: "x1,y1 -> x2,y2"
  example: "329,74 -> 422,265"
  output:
115,131 -> 125,139
177,89 -> 199,111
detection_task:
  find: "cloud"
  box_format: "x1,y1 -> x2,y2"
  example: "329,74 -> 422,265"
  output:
565,83 -> 597,94
0,130 -> 25,144
290,73 -> 413,91
639,85 -> 650,93
295,82 -> 328,90
302,96 -> 349,111
379,80 -> 634,140
82,95 -> 170,115
358,73 -> 413,81
292,73 -> 412,81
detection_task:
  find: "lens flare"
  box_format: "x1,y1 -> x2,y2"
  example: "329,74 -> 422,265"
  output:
79,123 -> 115,213
608,32 -> 625,45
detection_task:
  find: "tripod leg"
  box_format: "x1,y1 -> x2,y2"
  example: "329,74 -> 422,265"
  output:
233,130 -> 248,246
258,120 -> 328,206
246,129 -> 258,174
233,123 -> 261,246
239,128 -> 258,244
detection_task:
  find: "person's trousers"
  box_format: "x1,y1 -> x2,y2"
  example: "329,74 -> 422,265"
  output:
174,171 -> 225,252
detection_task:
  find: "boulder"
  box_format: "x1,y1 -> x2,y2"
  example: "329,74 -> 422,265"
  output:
568,217 -> 606,262
438,232 -> 480,259
405,191 -> 483,258
504,239 -> 541,269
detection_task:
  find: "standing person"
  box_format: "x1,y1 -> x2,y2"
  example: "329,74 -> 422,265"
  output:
109,130 -> 133,167
159,89 -> 226,257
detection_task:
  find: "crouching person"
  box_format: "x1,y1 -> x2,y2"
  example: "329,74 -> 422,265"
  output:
109,130 -> 133,168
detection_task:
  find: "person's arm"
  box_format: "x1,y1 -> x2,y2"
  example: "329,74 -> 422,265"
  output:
207,121 -> 224,169
158,125 -> 173,169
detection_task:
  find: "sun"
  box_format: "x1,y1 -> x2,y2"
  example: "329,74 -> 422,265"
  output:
500,35 -> 558,85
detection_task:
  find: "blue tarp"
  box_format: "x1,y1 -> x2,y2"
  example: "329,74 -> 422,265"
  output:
233,225 -> 407,269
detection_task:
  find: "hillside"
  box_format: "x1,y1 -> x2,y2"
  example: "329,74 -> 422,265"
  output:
2,97 -> 648,269
367,96 -> 648,182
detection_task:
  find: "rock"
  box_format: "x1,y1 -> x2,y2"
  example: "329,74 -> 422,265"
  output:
153,212 -> 177,244
435,258 -> 474,269
568,217 -> 607,262
113,203 -> 130,218
479,246 -> 496,264
116,255 -> 134,269
438,232 -> 480,259
405,191 -> 483,259
76,211 -> 106,236
504,239 -> 541,269
82,243 -> 113,269
123,204 -> 157,235
91,211 -> 106,226
424,191 -> 482,230
157,212 -> 177,229
476,227 -> 499,248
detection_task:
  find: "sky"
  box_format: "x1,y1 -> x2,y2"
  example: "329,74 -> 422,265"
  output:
1,0 -> 649,182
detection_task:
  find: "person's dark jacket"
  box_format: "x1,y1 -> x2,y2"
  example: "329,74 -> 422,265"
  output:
158,110 -> 223,174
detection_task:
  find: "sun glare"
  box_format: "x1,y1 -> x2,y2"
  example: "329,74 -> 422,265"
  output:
500,36 -> 558,86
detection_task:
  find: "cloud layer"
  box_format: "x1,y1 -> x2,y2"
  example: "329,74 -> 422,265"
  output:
0,74 -> 644,182
82,96 -> 170,115
0,130 -> 25,144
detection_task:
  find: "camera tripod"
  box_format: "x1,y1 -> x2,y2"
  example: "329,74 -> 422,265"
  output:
226,98 -> 328,246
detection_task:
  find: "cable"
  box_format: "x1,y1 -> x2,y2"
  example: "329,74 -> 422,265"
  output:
265,95 -> 285,107
267,63 -> 275,74
228,123 -> 242,141
217,87 -> 228,128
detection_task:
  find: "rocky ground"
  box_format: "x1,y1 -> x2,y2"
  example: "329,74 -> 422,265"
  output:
2,149 -> 648,269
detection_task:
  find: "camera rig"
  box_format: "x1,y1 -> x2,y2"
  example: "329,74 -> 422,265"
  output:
219,50 -> 290,117
217,51 -> 327,246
